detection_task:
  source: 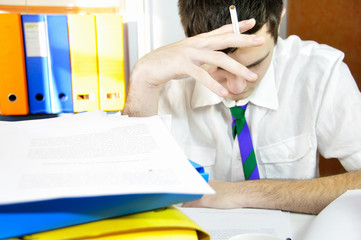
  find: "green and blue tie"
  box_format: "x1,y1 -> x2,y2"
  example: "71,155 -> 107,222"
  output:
230,104 -> 260,180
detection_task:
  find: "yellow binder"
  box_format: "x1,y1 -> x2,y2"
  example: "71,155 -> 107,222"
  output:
67,14 -> 100,112
96,14 -> 126,111
21,206 -> 210,240
0,13 -> 29,115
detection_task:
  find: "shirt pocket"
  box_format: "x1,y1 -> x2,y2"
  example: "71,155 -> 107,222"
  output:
257,133 -> 315,179
185,146 -> 216,178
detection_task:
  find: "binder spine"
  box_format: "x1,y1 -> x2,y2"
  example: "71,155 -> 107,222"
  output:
96,14 -> 126,111
0,13 -> 29,115
68,14 -> 100,113
22,14 -> 52,114
47,15 -> 73,113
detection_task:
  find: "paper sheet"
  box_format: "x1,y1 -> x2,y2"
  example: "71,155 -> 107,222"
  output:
301,189 -> 361,240
0,112 -> 214,205
180,208 -> 291,240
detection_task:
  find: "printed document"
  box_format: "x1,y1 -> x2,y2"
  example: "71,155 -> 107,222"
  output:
0,112 -> 214,204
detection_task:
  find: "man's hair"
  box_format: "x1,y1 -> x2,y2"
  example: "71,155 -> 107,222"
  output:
178,0 -> 284,53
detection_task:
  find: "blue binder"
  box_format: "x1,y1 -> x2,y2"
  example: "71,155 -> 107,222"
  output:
0,161 -> 209,239
22,14 -> 52,114
47,15 -> 73,113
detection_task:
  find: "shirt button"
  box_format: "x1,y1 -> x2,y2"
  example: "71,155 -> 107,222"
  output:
288,153 -> 295,159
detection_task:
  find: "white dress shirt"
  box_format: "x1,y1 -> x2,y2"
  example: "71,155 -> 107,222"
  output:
158,35 -> 361,181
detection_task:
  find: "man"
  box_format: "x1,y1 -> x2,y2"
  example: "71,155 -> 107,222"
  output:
124,0 -> 361,214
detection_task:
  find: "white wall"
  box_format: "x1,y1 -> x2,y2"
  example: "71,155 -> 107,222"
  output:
148,0 -> 185,50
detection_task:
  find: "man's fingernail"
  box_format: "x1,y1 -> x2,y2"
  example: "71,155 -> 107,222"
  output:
248,71 -> 257,80
254,36 -> 264,42
219,88 -> 228,96
247,18 -> 255,24
202,64 -> 210,71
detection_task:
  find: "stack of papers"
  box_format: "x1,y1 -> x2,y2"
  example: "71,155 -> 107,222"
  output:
0,112 -> 214,238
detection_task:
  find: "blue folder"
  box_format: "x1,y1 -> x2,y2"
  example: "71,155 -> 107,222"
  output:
22,14 -> 52,114
0,193 -> 203,239
0,161 -> 209,239
47,15 -> 73,113
189,159 -> 209,183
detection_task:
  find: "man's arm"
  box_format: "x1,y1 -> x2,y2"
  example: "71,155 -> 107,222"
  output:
183,170 -> 361,214
123,19 -> 264,117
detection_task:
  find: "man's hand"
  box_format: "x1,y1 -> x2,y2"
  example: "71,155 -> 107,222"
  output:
133,18 -> 264,97
123,19 -> 264,117
183,180 -> 242,209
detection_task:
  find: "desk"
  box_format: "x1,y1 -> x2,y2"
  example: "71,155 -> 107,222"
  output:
180,207 -> 316,240
289,212 -> 315,239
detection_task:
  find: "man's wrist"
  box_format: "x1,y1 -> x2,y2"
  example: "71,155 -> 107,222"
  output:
124,66 -> 162,117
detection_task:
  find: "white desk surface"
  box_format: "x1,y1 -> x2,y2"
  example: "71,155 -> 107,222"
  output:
180,207 -> 316,240
289,212 -> 315,240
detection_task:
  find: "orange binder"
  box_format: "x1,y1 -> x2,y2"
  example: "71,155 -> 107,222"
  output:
67,14 -> 100,112
96,14 -> 126,111
0,13 -> 29,115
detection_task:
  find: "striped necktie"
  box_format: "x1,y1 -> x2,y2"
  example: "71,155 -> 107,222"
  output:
230,104 -> 260,180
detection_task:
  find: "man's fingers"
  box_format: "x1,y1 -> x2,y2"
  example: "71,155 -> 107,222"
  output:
182,199 -> 203,208
192,49 -> 257,82
190,18 -> 263,50
186,63 -> 228,97
201,64 -> 218,74
206,18 -> 256,36
200,33 -> 265,51
239,18 -> 256,33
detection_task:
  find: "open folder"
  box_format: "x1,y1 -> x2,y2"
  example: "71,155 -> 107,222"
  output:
0,113 -> 214,239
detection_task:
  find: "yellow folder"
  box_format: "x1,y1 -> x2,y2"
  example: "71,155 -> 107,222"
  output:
0,13 -> 29,115
67,14 -> 100,112
96,14 -> 126,111
20,206 -> 210,240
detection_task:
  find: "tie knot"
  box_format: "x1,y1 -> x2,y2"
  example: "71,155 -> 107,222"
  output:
230,105 -> 247,120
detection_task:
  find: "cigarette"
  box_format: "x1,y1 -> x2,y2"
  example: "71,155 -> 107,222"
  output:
229,5 -> 240,34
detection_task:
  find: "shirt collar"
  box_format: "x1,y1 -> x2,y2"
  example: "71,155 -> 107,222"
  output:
191,55 -> 279,110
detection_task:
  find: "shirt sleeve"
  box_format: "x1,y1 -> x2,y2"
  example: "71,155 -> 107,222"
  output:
316,57 -> 361,171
